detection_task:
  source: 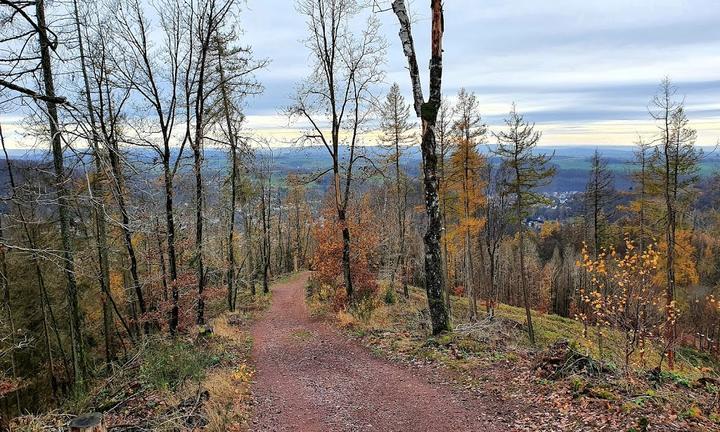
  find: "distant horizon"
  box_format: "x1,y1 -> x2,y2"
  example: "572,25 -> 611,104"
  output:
4,0 -> 720,148
3,142 -> 719,157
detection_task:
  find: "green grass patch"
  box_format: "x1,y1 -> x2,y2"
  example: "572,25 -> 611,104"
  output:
140,339 -> 219,390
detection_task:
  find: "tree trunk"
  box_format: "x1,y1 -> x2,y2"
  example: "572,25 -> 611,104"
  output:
463,142 -> 476,321
36,0 -> 86,384
155,218 -> 169,302
335,170 -> 353,298
663,107 -> 676,370
393,134 -> 408,297
216,43 -> 239,311
488,248 -> 496,317
72,0 -> 115,365
69,413 -> 105,432
517,200 -> 535,344
262,183 -> 271,294
227,144 -> 238,310
392,0 -> 450,334
107,138 -> 147,334
193,136 -> 205,324
163,157 -> 180,334
465,231 -> 476,320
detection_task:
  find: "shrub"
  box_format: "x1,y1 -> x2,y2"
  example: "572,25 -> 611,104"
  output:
352,295 -> 377,322
383,286 -> 397,305
140,340 -> 215,390
310,194 -> 381,312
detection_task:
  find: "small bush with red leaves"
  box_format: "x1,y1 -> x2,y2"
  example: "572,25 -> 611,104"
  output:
311,193 -> 381,310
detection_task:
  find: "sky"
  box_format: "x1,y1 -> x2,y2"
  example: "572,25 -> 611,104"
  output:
2,0 -> 720,148
239,0 -> 720,146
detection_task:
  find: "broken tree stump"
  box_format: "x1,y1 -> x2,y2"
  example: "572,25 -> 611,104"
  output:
69,412 -> 105,432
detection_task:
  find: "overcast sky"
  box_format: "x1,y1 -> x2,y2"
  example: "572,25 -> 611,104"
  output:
2,0 -> 720,148
239,0 -> 720,146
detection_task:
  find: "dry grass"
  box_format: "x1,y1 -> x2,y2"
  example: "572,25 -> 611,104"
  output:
200,313 -> 256,431
309,280 -> 720,429
316,279 -> 717,381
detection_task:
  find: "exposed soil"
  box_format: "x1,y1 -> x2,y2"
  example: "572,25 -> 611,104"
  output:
249,273 -> 503,432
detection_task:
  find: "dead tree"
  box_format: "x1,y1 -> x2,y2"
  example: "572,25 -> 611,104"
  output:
391,0 -> 450,333
483,163 -> 510,317
584,149 -> 615,259
649,78 -> 700,369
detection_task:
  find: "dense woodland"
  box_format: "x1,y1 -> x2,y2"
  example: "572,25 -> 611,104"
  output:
0,0 -> 719,429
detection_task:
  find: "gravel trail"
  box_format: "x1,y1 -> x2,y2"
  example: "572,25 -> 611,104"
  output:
250,272 -> 501,432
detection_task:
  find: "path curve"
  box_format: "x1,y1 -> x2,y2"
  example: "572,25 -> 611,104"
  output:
250,272 -> 500,432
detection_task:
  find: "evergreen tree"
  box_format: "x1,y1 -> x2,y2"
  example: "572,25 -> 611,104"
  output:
379,83 -> 415,297
493,105 -> 556,343
447,89 -> 487,320
584,149 -> 615,259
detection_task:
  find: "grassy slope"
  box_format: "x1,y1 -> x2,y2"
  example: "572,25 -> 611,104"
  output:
8,290 -> 272,432
313,282 -> 720,431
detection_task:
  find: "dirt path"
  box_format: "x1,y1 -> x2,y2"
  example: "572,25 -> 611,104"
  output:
249,273 -> 501,432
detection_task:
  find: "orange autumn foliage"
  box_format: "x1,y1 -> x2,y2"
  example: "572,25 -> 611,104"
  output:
311,194 -> 380,307
655,229 -> 700,288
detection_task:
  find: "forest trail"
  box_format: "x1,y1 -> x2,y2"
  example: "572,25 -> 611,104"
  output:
249,272 -> 501,432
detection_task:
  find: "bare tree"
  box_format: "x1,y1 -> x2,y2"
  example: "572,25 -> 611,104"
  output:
584,149 -> 615,259
391,0 -> 450,333
72,0 -> 121,355
630,137 -> 653,255
0,0 -> 87,384
290,0 -> 385,300
483,163 -> 510,317
113,0 -> 186,334
183,0 -> 238,325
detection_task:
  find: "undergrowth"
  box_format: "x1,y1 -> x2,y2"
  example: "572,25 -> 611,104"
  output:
8,283 -> 276,431
309,278 -> 720,430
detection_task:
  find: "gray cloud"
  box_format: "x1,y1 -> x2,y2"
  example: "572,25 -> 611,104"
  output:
242,0 -> 720,143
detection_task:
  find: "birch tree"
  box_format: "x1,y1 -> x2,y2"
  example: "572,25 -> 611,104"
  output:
391,0 -> 450,334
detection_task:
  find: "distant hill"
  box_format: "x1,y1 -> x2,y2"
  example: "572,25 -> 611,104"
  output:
3,145 -> 718,194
